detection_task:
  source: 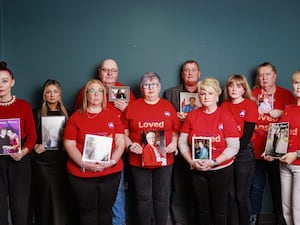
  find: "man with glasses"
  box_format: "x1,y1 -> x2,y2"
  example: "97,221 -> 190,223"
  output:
73,58 -> 135,225
163,59 -> 201,225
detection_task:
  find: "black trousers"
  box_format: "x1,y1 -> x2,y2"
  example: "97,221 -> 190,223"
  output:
0,155 -> 32,225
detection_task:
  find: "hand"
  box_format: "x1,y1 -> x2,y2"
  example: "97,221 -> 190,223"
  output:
264,155 -> 275,161
192,160 -> 212,171
34,144 -> 46,154
84,161 -> 107,172
114,100 -> 128,112
10,149 -> 26,161
166,141 -> 178,155
280,152 -> 297,164
269,109 -> 283,118
177,112 -> 187,120
128,142 -> 143,154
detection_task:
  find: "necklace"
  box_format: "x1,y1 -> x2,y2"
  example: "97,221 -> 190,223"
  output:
0,96 -> 16,107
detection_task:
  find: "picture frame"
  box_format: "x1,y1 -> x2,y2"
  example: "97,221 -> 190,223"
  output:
179,92 -> 200,114
192,136 -> 212,160
264,122 -> 289,158
41,116 -> 66,150
108,86 -> 130,102
0,118 -> 21,155
258,93 -> 274,114
82,134 -> 112,163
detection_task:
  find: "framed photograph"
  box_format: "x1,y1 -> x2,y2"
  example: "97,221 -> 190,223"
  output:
41,116 -> 66,150
258,93 -> 274,114
82,134 -> 112,163
180,92 -> 200,114
192,136 -> 212,160
264,122 -> 289,158
0,118 -> 21,155
141,130 -> 167,167
109,86 -> 130,102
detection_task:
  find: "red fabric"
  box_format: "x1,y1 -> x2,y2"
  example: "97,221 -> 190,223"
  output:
0,98 -> 37,152
123,98 -> 181,168
73,81 -> 136,116
251,86 -> 295,159
180,107 -> 239,167
142,144 -> 166,168
279,104 -> 300,165
221,98 -> 258,138
64,108 -> 124,178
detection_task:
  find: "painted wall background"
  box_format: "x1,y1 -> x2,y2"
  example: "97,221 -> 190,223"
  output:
1,0 -> 300,214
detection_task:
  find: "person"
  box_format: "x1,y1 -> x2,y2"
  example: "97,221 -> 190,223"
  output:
73,58 -> 135,225
0,61 -> 37,225
163,59 -> 201,225
0,127 -> 10,154
31,79 -> 75,225
116,89 -> 126,99
195,140 -> 209,159
178,77 -> 240,225
250,62 -> 295,225
221,74 -> 258,225
64,79 -> 125,225
275,128 -> 288,155
182,96 -> 198,113
5,127 -> 21,153
123,72 -> 180,225
279,70 -> 300,225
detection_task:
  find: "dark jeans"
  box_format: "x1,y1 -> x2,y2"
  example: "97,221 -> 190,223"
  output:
130,165 -> 173,225
228,143 -> 256,225
170,153 -> 195,225
0,155 -> 32,225
192,164 -> 233,225
250,159 -> 284,216
68,172 -> 120,225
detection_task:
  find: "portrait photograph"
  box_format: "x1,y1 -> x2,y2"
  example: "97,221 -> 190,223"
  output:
180,92 -> 200,114
0,118 -> 21,155
109,86 -> 130,102
192,136 -> 212,160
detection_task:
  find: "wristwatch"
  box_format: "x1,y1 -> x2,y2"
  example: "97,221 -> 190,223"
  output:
213,159 -> 218,167
296,151 -> 300,159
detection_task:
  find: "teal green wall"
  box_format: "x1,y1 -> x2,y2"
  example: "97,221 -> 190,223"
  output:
1,0 -> 300,213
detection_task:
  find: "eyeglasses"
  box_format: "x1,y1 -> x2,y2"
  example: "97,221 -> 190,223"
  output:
100,68 -> 118,73
142,83 -> 160,89
87,88 -> 104,95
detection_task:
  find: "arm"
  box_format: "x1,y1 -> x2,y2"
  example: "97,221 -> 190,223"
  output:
240,122 -> 256,149
109,133 -> 125,166
124,129 -> 142,154
166,132 -> 179,155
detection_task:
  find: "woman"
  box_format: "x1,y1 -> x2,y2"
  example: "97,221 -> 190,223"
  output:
31,79 -> 74,225
0,61 -> 37,225
221,74 -> 258,225
279,70 -> 300,225
123,72 -> 180,225
178,77 -> 240,225
250,62 -> 295,225
64,79 -> 125,225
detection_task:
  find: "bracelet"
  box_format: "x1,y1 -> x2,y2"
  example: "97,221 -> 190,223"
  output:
127,144 -> 132,151
81,161 -> 86,173
213,159 -> 218,168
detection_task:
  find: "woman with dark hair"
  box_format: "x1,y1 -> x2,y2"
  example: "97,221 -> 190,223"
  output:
31,79 -> 74,225
0,61 -> 37,225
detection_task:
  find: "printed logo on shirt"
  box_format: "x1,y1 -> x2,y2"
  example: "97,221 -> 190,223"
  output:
218,123 -> 224,131
164,111 -> 171,117
239,110 -> 246,118
108,122 -> 114,129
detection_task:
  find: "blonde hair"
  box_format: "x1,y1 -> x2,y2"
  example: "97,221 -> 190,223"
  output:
81,79 -> 107,113
223,74 -> 255,101
198,77 -> 222,96
292,70 -> 300,83
40,79 -> 69,119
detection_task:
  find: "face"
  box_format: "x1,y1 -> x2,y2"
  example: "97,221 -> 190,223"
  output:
44,84 -> 61,105
146,132 -> 156,145
142,78 -> 161,102
86,83 -> 104,107
292,75 -> 300,99
98,59 -> 118,88
227,81 -> 245,101
0,128 -> 7,137
0,71 -> 15,100
257,65 -> 276,89
181,62 -> 200,86
198,88 -> 218,108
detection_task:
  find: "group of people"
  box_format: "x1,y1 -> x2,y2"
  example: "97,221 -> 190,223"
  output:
0,58 -> 299,225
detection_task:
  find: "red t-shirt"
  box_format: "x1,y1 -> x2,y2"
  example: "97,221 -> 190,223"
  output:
64,108 -> 124,178
123,98 -> 181,168
279,104 -> 300,165
221,98 -> 258,138
180,107 -> 240,167
251,86 -> 295,158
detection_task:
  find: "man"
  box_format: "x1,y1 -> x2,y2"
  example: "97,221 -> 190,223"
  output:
182,97 -> 198,113
74,58 -> 136,225
163,59 -> 201,225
